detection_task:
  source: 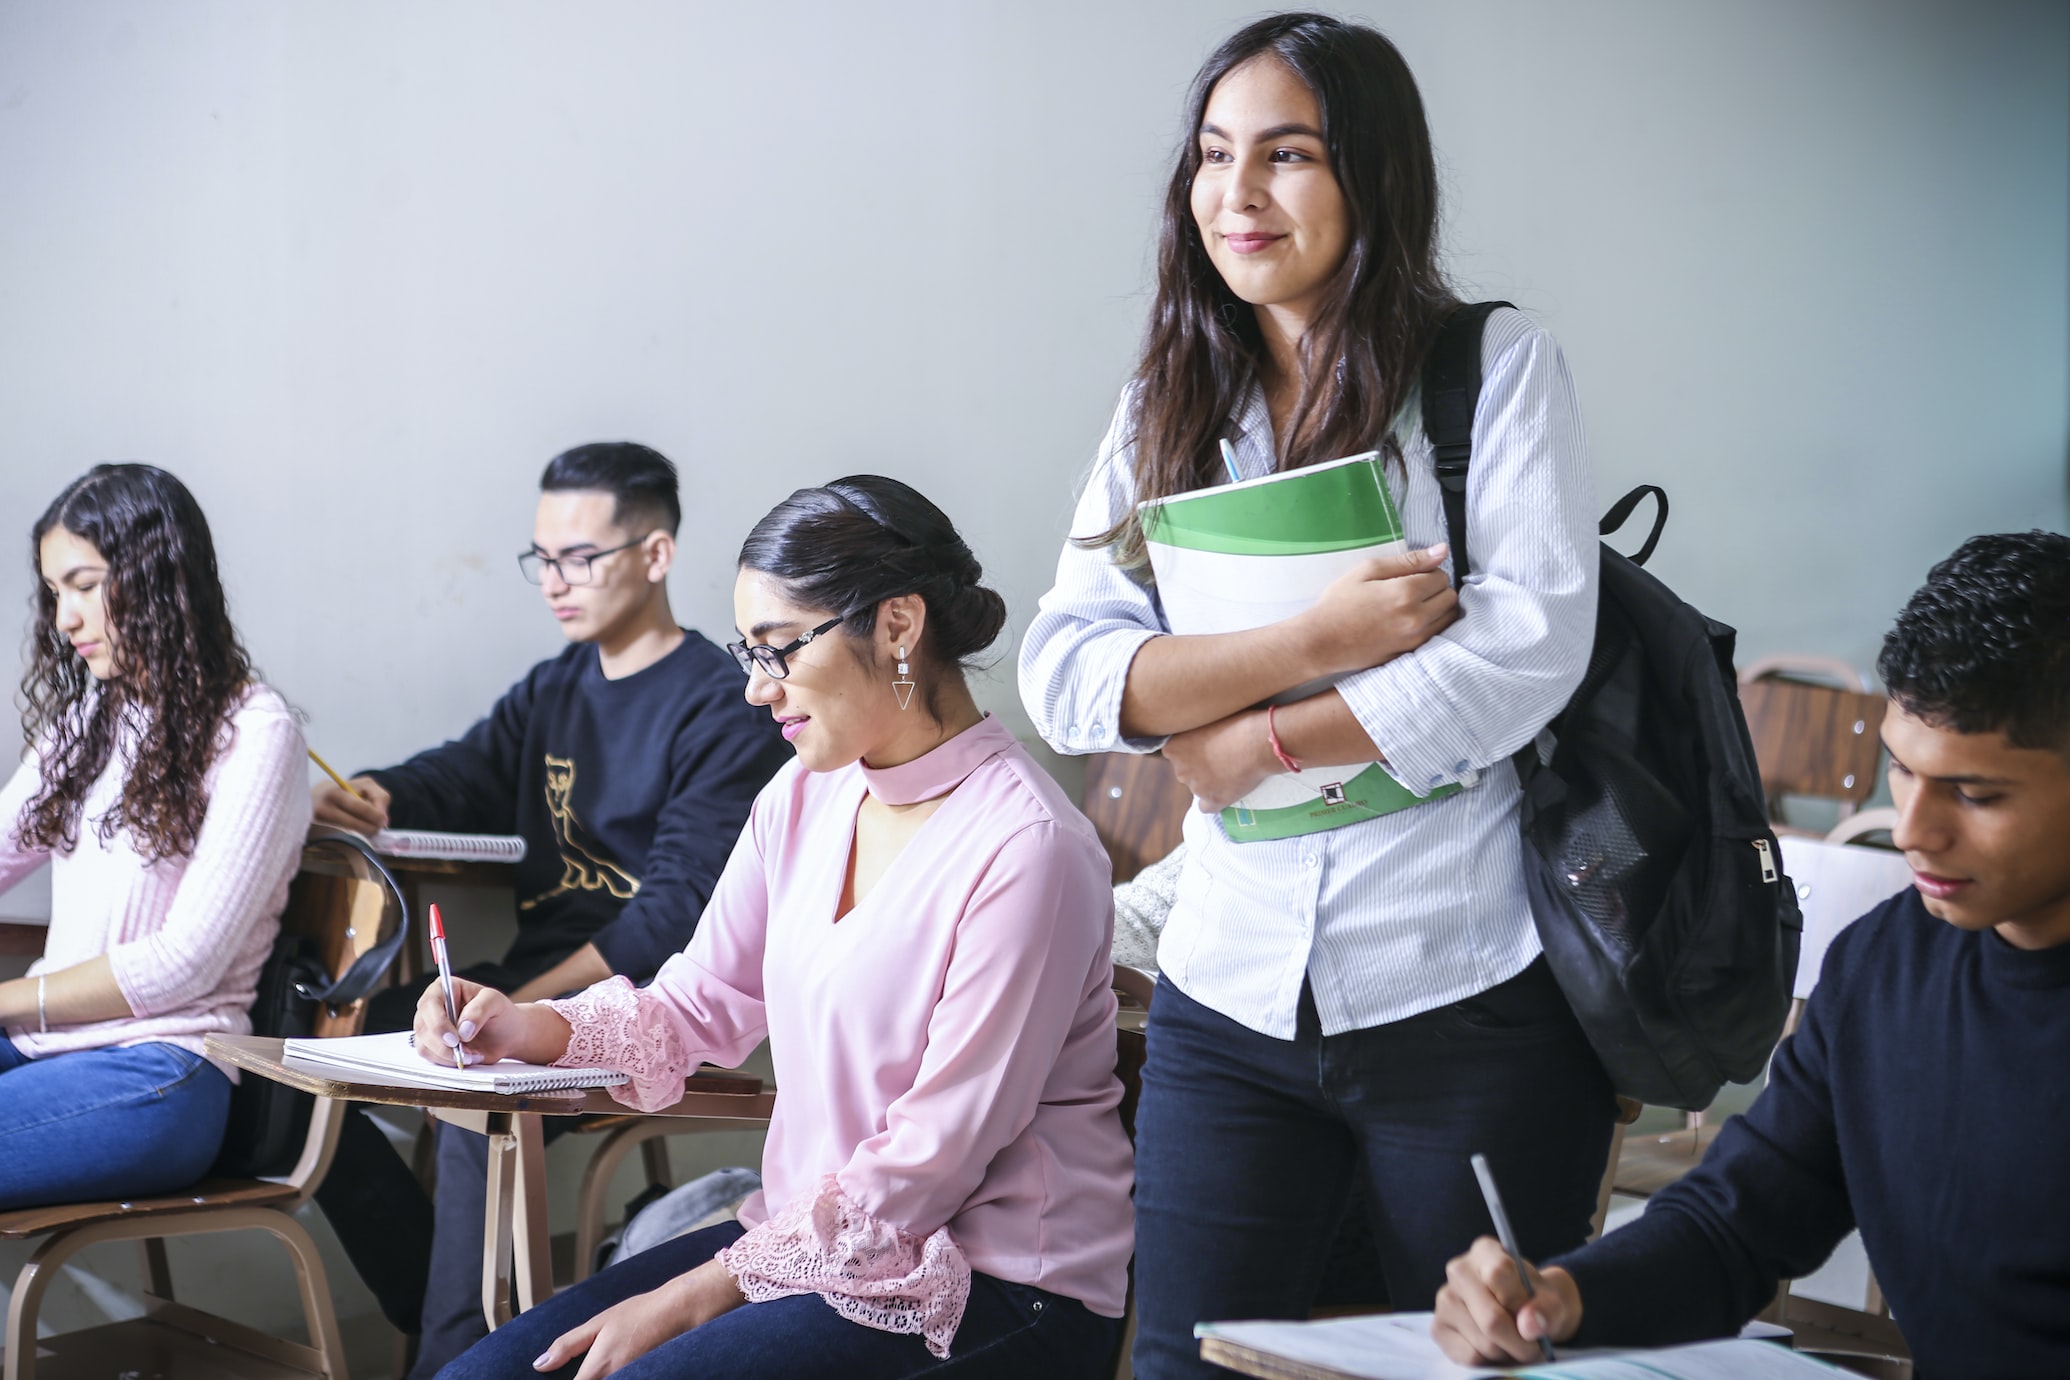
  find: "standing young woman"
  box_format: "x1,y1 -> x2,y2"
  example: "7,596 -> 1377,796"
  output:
1018,15 -> 1614,1376
0,464 -> 310,1208
430,476 -> 1132,1380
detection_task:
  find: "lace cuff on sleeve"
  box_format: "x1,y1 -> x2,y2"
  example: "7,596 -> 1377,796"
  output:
716,1173 -> 973,1359
545,976 -> 690,1113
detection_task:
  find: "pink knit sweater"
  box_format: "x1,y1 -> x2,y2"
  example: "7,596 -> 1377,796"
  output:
0,686 -> 311,1078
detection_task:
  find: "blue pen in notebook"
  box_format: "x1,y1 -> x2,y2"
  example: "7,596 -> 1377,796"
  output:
1471,1152 -> 1556,1363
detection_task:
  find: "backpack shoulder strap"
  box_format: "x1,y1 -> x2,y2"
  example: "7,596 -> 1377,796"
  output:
1421,300 -> 1512,588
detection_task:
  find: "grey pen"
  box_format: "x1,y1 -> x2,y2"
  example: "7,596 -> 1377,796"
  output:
1470,1152 -> 1557,1364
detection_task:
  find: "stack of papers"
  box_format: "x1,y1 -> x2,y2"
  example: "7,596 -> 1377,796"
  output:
1194,1313 -> 1839,1379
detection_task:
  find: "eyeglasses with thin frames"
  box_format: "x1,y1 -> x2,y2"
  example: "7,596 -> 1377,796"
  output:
727,616 -> 845,680
517,537 -> 645,586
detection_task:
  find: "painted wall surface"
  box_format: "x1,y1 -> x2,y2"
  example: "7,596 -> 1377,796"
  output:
0,2 -> 2064,1367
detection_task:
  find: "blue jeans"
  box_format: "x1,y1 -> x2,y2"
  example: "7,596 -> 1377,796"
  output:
438,1221 -> 1124,1380
1130,961 -> 1616,1380
0,1034 -> 233,1210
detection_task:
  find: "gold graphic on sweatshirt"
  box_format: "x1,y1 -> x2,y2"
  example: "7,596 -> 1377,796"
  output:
518,755 -> 641,909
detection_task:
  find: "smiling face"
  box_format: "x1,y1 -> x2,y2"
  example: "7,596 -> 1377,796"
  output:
529,489 -> 670,644
1883,702 -> 2070,949
733,569 -> 926,773
39,525 -> 117,679
1190,55 -> 1351,330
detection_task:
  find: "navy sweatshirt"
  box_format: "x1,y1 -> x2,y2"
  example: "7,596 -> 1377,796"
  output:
366,633 -> 790,981
1554,888 -> 2070,1379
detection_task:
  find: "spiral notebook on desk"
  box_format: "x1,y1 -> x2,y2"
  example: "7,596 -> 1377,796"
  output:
282,1030 -> 626,1094
369,829 -> 527,863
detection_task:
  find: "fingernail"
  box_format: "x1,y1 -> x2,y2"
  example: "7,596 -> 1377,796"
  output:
1430,542 -> 1449,557
534,1352 -> 555,1370
460,1020 -> 478,1039
442,1031 -> 460,1047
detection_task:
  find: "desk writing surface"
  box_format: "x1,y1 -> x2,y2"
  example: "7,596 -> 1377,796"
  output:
205,1034 -> 776,1120
1198,1315 -> 1817,1380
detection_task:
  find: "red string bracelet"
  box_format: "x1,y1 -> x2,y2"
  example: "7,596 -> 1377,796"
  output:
1265,704 -> 1303,774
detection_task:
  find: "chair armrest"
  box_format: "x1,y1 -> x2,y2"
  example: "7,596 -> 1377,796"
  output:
0,921 -> 48,958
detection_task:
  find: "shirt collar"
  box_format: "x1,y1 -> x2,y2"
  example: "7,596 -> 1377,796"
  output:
858,713 -> 1014,806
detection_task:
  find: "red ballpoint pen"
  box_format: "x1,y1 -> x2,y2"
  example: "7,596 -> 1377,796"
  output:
428,903 -> 467,1073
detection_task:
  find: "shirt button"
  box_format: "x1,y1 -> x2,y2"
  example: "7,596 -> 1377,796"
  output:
1454,759 -> 1471,773
1427,774 -> 1444,787
1304,854 -> 1319,868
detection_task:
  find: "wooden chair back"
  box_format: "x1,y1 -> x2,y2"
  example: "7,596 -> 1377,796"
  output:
1081,752 -> 1191,884
0,840 -> 404,1380
1739,675 -> 1887,819
282,839 -> 402,1039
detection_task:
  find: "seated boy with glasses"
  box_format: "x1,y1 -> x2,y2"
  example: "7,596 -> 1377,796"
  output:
1432,531 -> 2070,1380
309,441 -> 790,1374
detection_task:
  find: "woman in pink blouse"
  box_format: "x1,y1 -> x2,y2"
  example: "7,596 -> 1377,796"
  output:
0,465 -> 310,1209
423,476 -> 1134,1380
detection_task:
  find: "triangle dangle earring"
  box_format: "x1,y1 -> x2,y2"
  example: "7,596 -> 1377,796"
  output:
893,646 -> 916,711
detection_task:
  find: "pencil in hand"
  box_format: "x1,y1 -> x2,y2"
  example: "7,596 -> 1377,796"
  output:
308,748 -> 366,801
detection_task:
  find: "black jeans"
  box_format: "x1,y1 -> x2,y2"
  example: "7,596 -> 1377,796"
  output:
1130,959 -> 1616,1380
438,1220 -> 1124,1379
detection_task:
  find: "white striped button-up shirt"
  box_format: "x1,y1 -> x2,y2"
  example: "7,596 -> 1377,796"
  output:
1018,308 -> 1597,1039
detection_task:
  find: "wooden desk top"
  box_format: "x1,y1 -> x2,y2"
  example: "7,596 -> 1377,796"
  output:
205,1035 -> 776,1121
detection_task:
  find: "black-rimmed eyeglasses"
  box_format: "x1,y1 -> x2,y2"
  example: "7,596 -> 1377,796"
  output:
727,617 -> 845,680
517,537 -> 645,586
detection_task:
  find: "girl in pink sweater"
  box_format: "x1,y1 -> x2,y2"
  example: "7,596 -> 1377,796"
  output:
422,477 -> 1133,1380
0,465 -> 310,1210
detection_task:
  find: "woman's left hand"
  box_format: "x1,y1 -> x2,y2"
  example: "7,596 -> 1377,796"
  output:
1163,708 -> 1278,812
535,1257 -> 746,1378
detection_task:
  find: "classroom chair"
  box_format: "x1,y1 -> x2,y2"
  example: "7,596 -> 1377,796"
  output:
567,1106 -> 771,1284
0,836 -> 405,1380
1081,752 -> 1191,884
1738,657 -> 1888,834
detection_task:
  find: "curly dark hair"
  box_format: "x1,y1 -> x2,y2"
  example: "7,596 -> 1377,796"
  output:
1878,530 -> 2070,752
17,465 -> 256,862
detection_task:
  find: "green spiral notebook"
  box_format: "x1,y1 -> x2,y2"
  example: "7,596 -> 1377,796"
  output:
1139,451 -> 1458,843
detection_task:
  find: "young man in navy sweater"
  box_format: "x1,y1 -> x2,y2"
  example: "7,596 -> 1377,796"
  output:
309,442 -> 790,1373
1432,530 -> 2070,1379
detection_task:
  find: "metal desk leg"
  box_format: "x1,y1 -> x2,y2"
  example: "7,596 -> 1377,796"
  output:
479,1112 -> 518,1329
461,1108 -> 553,1330
512,1113 -> 552,1313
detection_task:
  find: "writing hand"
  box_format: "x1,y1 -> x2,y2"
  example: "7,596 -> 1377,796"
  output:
310,776 -> 390,835
1432,1236 -> 1582,1365
412,978 -> 571,1068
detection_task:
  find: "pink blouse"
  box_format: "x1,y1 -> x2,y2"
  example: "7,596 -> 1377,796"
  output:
548,714 -> 1133,1357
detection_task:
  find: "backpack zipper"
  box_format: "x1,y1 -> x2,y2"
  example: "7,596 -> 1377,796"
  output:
1752,838 -> 1778,883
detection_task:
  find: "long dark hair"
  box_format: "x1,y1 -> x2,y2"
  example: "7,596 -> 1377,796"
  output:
17,465 -> 256,862
737,475 -> 1007,723
1097,12 -> 1458,564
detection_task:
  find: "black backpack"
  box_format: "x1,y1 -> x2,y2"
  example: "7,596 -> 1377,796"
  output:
212,831 -> 411,1177
1424,301 -> 1801,1111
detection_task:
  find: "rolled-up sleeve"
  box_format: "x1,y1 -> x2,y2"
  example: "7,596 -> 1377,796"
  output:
1336,319 -> 1597,796
1018,395 -> 1169,757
